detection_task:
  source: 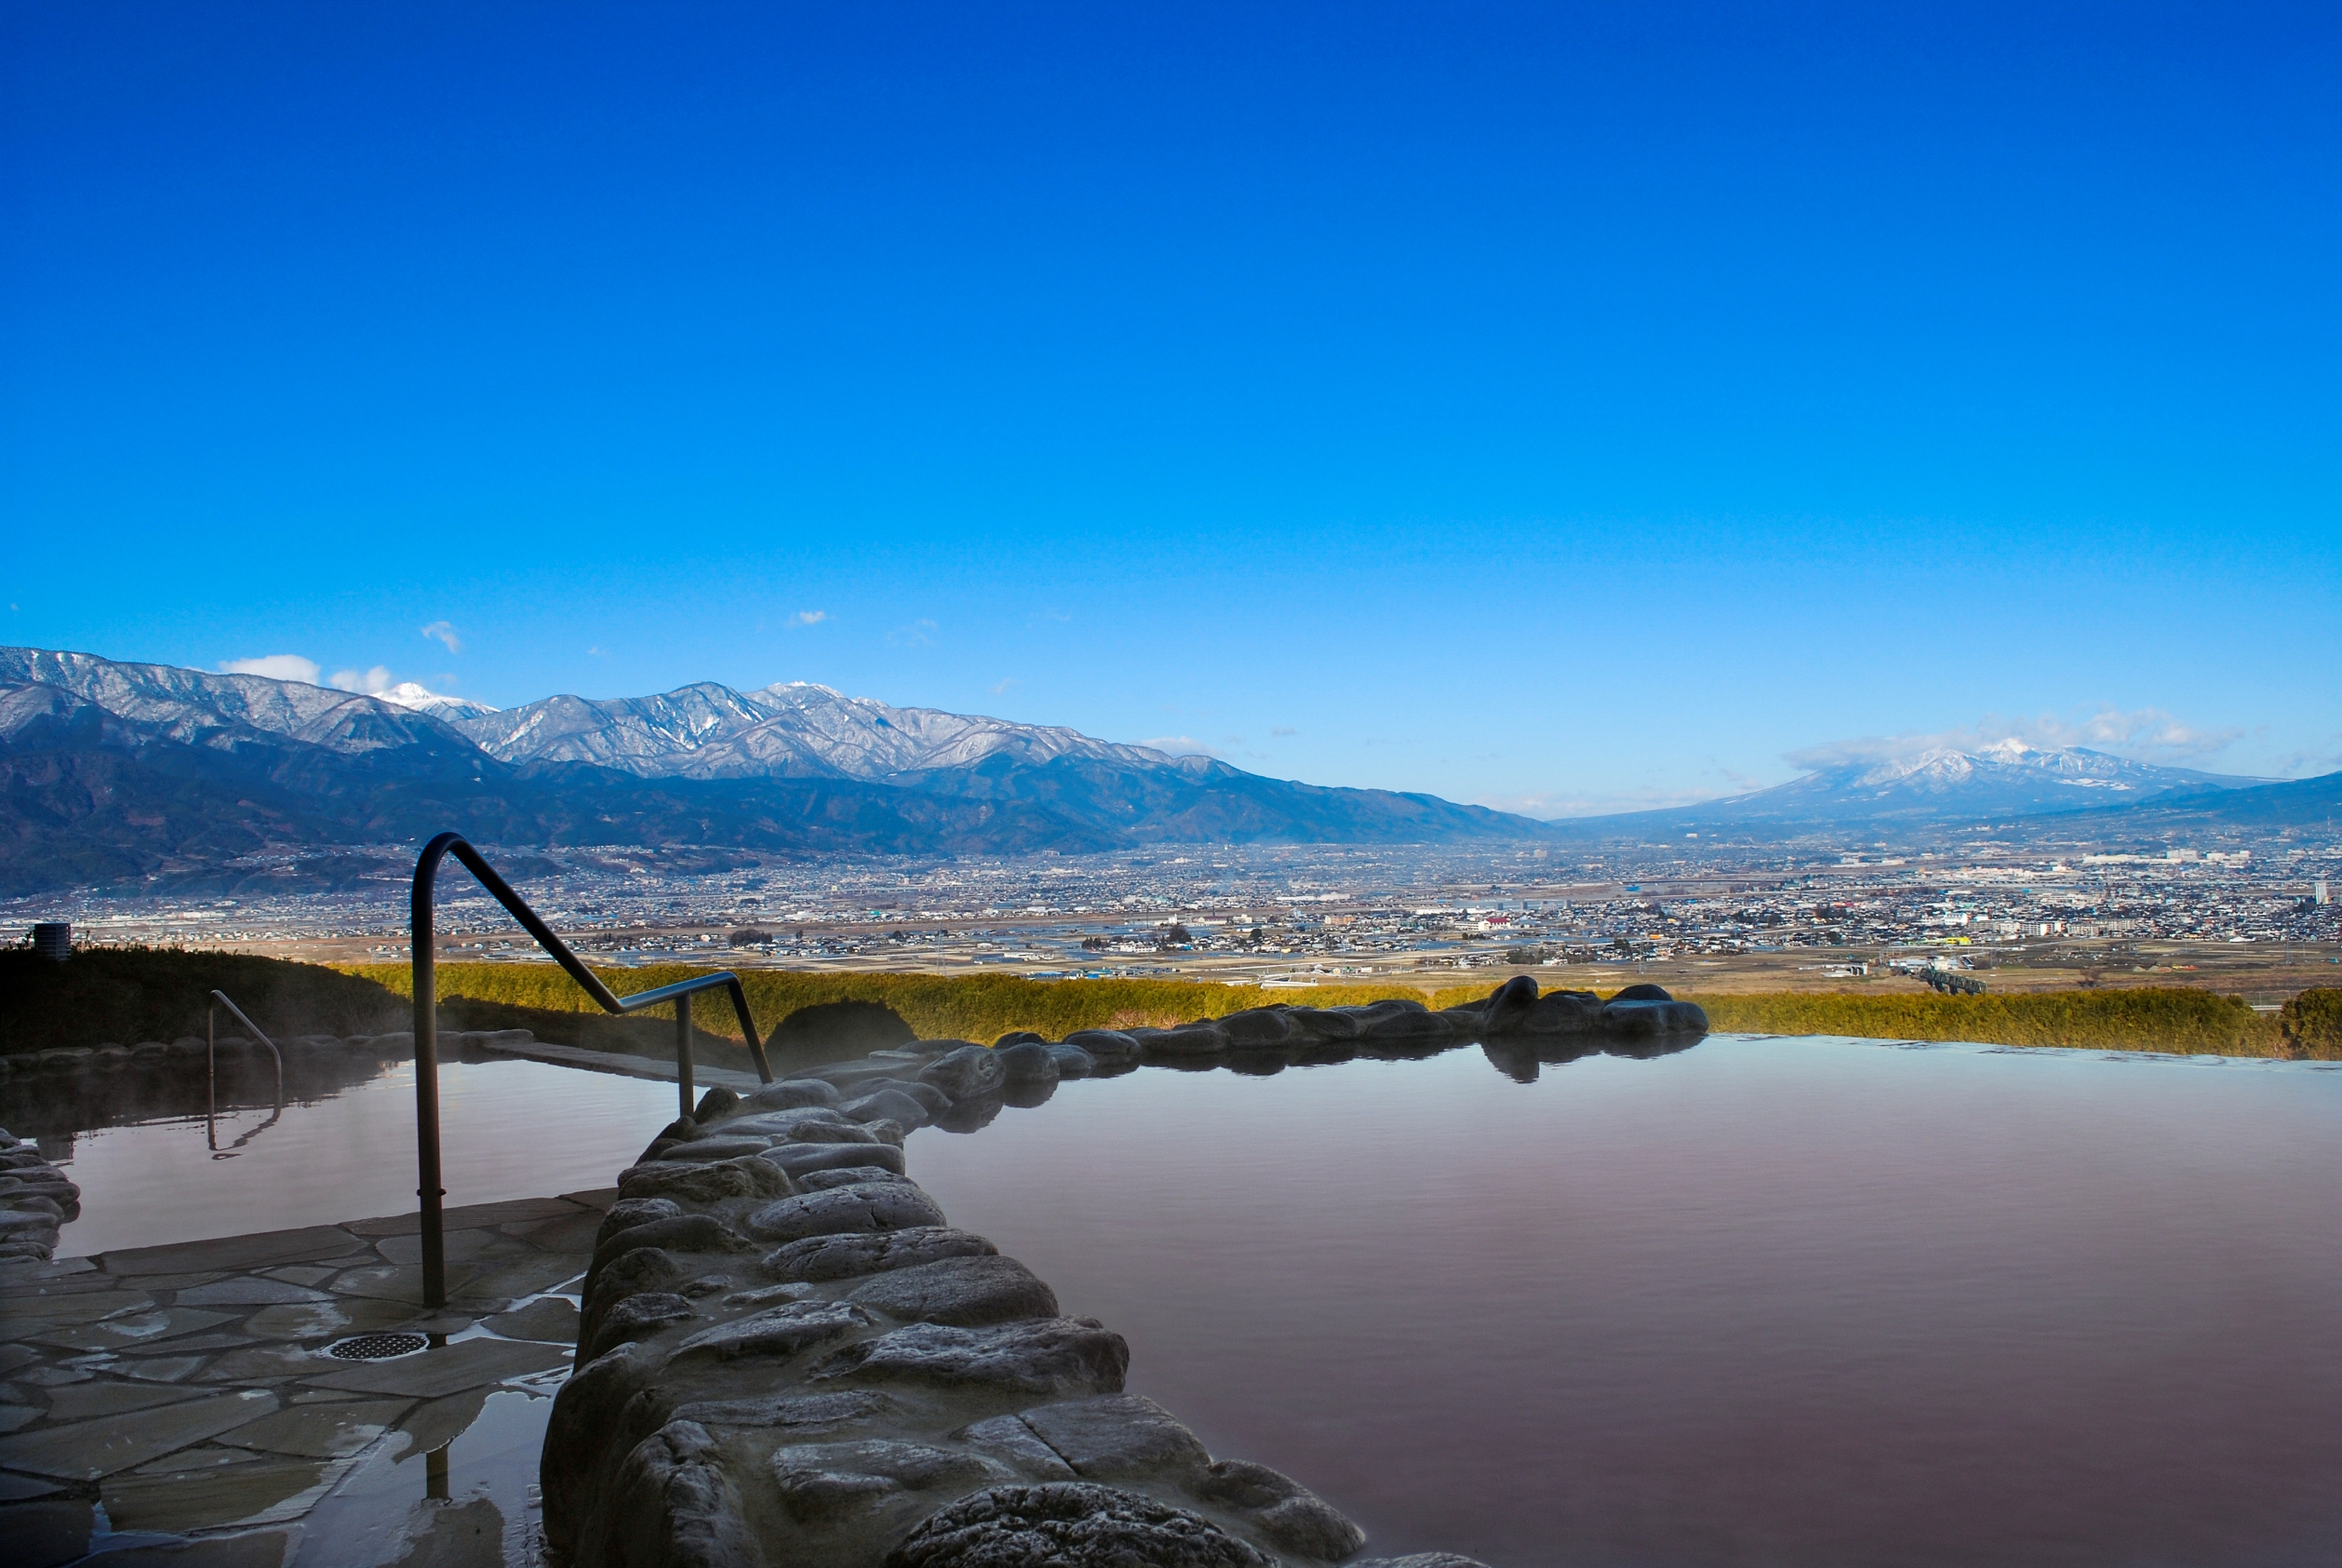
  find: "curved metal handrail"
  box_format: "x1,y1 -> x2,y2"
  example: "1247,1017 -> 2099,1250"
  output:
410,831 -> 773,1307
207,990 -> 285,1156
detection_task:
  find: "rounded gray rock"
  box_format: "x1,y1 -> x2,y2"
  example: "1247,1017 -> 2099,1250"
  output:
918,1045 -> 1007,1101
1061,1029 -> 1140,1061
1600,998 -> 1709,1037
659,1136 -> 776,1164
748,1182 -> 949,1245
845,1253 -> 1060,1327
1479,974 -> 1541,1034
582,1290 -> 697,1360
774,1439 -> 1012,1525
763,1141 -> 909,1181
1194,1458 -> 1370,1560
796,1164 -> 915,1191
724,1106 -> 865,1139
1359,1006 -> 1453,1044
887,1482 -> 1274,1568
1018,1394 -> 1209,1481
1142,1024 -> 1228,1057
1519,990 -> 1602,1035
621,1157 -> 794,1205
741,1079 -> 842,1112
1284,1008 -> 1362,1041
596,1197 -> 686,1251
591,1213 -> 753,1273
816,1317 -> 1130,1397
838,1088 -> 937,1130
672,1300 -> 874,1362
1216,1010 -> 1297,1050
763,1225 -> 999,1284
992,1041 -> 1060,1086
1044,1042 -> 1097,1077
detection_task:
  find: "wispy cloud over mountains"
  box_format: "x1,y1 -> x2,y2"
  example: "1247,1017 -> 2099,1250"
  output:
1786,707 -> 2250,772
220,653 -> 323,684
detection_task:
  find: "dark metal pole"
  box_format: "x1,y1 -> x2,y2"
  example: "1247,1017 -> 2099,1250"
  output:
408,829 -> 771,1309
412,833 -> 454,1312
726,975 -> 774,1084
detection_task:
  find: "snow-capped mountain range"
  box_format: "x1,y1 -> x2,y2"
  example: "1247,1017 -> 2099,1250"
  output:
0,645 -> 2326,891
447,681 -> 1186,781
0,647 -> 1533,891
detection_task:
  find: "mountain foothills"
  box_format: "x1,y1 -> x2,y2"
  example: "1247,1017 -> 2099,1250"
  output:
0,647 -> 2333,895
0,649 -> 1535,892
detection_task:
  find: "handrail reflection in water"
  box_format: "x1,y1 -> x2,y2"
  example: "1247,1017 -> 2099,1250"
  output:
207,988 -> 285,1158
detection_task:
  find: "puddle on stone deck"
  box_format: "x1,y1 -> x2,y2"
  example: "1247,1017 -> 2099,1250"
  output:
291,1386 -> 553,1568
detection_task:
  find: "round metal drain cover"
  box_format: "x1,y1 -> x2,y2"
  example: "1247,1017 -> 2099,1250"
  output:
326,1332 -> 429,1361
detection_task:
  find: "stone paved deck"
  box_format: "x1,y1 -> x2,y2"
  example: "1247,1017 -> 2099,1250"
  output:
0,1191 -> 610,1567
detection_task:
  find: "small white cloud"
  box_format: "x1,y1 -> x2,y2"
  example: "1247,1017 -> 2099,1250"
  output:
330,665 -> 396,695
990,677 -> 1019,695
791,610 -> 827,627
1139,735 -> 1221,757
221,654 -> 322,685
1270,726 -> 1298,738
888,619 -> 939,648
420,621 -> 462,654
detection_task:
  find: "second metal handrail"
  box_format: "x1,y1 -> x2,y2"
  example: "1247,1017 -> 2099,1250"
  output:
207,990 -> 285,1156
410,831 -> 773,1308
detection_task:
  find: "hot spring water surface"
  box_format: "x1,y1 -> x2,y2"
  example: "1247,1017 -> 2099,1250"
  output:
9,1034 -> 2337,1565
5,1054 -> 677,1255
908,1037 -> 2342,1568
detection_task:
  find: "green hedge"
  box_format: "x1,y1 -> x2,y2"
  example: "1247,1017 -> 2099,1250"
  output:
339,963 -> 1439,1047
0,948 -> 408,1055
2280,988 -> 2342,1057
12,949 -> 2322,1062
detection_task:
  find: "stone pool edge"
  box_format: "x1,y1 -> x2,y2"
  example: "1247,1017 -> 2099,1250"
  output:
544,977 -> 1708,1568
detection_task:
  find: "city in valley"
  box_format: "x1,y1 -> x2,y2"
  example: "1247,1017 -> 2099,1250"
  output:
21,831 -> 2337,1007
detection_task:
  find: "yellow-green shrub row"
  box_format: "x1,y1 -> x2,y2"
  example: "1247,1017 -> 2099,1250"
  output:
1681,987 -> 2290,1056
339,964 -> 1435,1045
337,963 -> 2325,1059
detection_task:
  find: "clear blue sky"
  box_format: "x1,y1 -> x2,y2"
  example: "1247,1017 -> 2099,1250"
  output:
5,2 -> 2335,814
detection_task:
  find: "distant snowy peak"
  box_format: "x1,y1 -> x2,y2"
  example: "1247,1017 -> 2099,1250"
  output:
452,682 -> 779,771
1831,744 -> 2242,798
740,681 -> 1180,779
1678,742 -> 2269,826
370,682 -> 496,720
457,677 -> 1188,782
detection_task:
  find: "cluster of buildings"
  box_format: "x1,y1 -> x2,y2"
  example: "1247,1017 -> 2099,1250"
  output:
14,834 -> 2337,990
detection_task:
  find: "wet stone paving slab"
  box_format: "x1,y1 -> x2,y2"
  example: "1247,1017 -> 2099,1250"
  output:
0,1189 -> 609,1567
